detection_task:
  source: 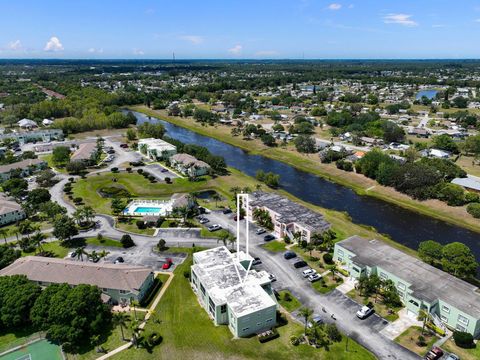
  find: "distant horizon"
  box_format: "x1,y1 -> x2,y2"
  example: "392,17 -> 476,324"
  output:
2,58 -> 480,62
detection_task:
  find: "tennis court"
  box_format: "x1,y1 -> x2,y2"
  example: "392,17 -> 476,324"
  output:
0,339 -> 63,360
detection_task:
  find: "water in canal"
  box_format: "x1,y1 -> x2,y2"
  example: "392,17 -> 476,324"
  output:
131,111 -> 480,258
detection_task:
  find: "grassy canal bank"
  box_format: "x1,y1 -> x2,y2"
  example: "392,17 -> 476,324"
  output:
129,105 -> 480,235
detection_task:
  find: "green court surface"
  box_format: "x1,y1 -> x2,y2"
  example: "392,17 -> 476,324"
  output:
0,339 -> 63,360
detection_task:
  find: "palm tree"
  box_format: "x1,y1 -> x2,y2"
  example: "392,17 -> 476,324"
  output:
228,237 -> 236,250
229,186 -> 241,198
74,247 -> 88,261
130,299 -> 140,320
328,264 -> 338,280
417,309 -> 430,335
129,318 -> 143,348
99,249 -> 110,261
0,228 -> 8,245
73,208 -> 84,225
113,312 -> 131,341
212,193 -> 222,208
299,307 -> 313,337
217,232 -> 229,247
18,220 -> 34,240
255,183 -> 262,192
242,186 -> 252,194
83,206 -> 96,225
31,232 -> 45,253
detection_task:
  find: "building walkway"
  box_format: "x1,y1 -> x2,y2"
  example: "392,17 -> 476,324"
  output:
380,308 -> 423,340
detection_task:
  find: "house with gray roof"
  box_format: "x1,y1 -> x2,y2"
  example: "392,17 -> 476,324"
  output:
0,196 -> 25,225
0,158 -> 47,181
170,153 -> 210,177
245,191 -> 331,243
452,174 -> 480,193
0,256 -> 155,305
334,236 -> 480,337
191,246 -> 277,337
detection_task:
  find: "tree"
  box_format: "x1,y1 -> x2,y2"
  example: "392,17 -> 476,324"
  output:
452,96 -> 468,108
126,128 -> 137,141
30,232 -> 45,254
66,160 -> 87,175
437,183 -> 465,206
298,307 -> 313,337
129,318 -> 144,348
417,309 -> 430,335
418,240 -> 443,265
0,229 -> 8,245
157,239 -> 167,251
74,247 -> 88,261
260,134 -> 276,147
0,275 -> 41,329
294,135 -> 316,153
0,245 -> 21,270
130,299 -> 140,320
52,146 -> 71,165
53,215 -> 78,242
111,198 -> 126,217
432,134 -> 458,154
121,234 -> 135,248
467,202 -> 480,218
212,193 -> 222,207
30,283 -> 112,352
35,170 -> 57,187
382,121 -> 405,143
113,312 -> 131,341
441,242 -> 478,278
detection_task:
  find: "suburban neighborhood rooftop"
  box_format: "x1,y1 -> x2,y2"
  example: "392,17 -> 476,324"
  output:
0,256 -> 153,294
0,158 -> 45,174
250,191 -> 330,233
338,236 -> 480,318
192,246 -> 275,317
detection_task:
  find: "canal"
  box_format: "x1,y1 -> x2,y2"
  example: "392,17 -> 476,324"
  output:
131,111 -> 480,258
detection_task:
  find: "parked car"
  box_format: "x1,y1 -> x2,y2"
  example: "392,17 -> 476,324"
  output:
256,228 -> 266,235
424,347 -> 444,360
114,256 -> 124,264
268,273 -> 276,282
302,268 -> 315,277
445,354 -> 459,360
222,208 -> 232,214
120,143 -> 128,148
233,214 -> 244,221
356,305 -> 374,319
263,234 -> 275,242
308,273 -> 321,282
284,251 -> 297,260
308,315 -> 324,328
252,257 -> 262,266
68,251 -> 75,258
161,168 -> 168,173
162,258 -> 173,269
207,224 -> 222,232
199,218 -> 210,224
293,260 -> 308,268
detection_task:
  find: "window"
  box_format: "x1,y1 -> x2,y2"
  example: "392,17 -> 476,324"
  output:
119,290 -> 128,294
458,314 -> 469,326
409,300 -> 419,307
200,284 -> 206,296
102,288 -> 108,292
352,267 -> 360,273
338,250 -> 344,257
257,322 -> 262,326
441,305 -> 450,314
456,324 -> 467,332
379,272 -> 387,280
266,318 -> 273,322
397,282 -> 406,291
440,315 -> 448,323
242,327 -> 249,332
220,305 -> 227,314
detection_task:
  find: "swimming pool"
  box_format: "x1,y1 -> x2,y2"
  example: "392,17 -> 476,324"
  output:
133,206 -> 162,213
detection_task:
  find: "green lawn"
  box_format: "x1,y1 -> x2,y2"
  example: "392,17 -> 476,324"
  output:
116,219 -> 156,236
85,237 -> 123,248
394,326 -> 438,357
22,241 -> 70,258
0,327 -> 38,354
261,240 -> 287,252
277,290 -> 301,312
39,154 -> 68,173
109,248 -> 375,360
442,338 -> 480,360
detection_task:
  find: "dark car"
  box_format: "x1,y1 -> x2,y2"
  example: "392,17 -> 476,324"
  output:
284,251 -> 297,260
263,234 -> 275,242
222,208 -> 232,214
252,257 -> 262,266
114,256 -> 124,264
424,346 -> 444,360
293,260 -> 308,268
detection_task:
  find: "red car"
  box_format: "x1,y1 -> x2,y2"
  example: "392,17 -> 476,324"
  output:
162,258 -> 173,269
424,346 -> 444,360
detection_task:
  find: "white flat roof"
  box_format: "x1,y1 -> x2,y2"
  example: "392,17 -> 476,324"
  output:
192,247 -> 276,317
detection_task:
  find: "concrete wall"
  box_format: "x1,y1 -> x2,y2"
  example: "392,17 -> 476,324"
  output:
0,208 -> 26,226
229,305 -> 277,337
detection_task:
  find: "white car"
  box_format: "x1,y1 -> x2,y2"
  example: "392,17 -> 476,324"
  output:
308,273 -> 321,282
207,224 -> 222,232
255,228 -> 266,235
356,305 -> 374,319
268,273 -> 276,282
302,268 -> 315,278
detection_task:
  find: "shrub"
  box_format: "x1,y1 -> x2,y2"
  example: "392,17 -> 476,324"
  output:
146,332 -> 162,346
323,253 -> 333,264
465,192 -> 480,203
73,197 -> 83,204
283,292 -> 292,302
120,234 -> 135,248
467,203 -> 480,218
290,335 -> 300,346
126,167 -> 132,173
165,177 -> 171,184
453,331 -> 474,348
111,167 -> 119,173
137,169 -> 143,174
157,239 -> 167,251
183,270 -> 190,279
136,220 -> 146,229
416,335 -> 426,347
258,328 -> 279,343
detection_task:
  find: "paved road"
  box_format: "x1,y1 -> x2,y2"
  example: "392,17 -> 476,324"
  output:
203,211 -> 420,360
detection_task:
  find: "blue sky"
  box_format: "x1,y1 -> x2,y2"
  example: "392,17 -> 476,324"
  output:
2,0 -> 480,59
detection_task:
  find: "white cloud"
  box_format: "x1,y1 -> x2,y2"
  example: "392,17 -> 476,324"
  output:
44,36 -> 64,51
255,50 -> 279,57
383,13 -> 418,27
88,47 -> 104,53
328,3 -> 342,10
475,18 -> 480,22
133,48 -> 145,55
8,40 -> 22,50
179,35 -> 204,45
228,44 -> 242,55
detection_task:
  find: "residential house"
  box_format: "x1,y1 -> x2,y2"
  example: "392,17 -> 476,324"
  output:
17,118 -> 37,129
191,246 -> 277,337
0,256 -> 155,305
70,142 -> 98,164
0,158 -> 47,181
0,195 -> 26,225
245,192 -> 331,243
334,236 -> 480,337
170,153 -> 211,177
0,129 -> 64,144
452,175 -> 480,194
138,138 -> 177,160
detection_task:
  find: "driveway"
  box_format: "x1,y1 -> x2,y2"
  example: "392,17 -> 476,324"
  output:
200,210 -> 420,360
